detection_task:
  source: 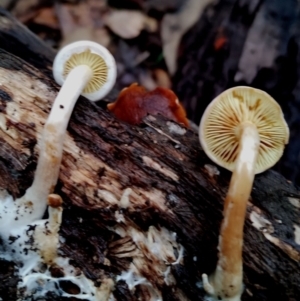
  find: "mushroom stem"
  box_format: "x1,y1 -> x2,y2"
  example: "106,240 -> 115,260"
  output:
17,65 -> 92,221
203,122 -> 260,301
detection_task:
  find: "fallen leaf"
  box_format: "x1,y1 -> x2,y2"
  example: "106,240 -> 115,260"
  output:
33,7 -> 59,29
55,2 -> 110,48
59,27 -> 111,49
234,6 -> 280,84
161,0 -> 216,75
55,2 -> 92,37
0,0 -> 13,8
105,9 -> 157,39
139,70 -> 157,91
153,69 -> 171,89
11,0 -> 40,22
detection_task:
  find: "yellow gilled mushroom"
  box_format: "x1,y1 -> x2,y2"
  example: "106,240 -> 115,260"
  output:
1,41 -> 117,230
199,86 -> 289,301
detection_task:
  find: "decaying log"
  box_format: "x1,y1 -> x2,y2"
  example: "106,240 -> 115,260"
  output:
0,6 -> 300,301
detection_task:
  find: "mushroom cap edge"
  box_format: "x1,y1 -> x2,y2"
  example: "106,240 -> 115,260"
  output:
53,40 -> 117,101
199,86 -> 289,174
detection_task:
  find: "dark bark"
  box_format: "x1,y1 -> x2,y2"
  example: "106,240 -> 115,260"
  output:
0,5 -> 299,301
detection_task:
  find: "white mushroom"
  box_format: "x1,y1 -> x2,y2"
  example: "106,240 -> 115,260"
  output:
0,40 -> 116,233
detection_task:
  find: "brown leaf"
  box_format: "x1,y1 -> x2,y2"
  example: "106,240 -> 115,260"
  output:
33,7 -> 59,29
105,9 -> 157,39
11,0 -> 40,22
153,69 -> 171,89
161,0 -> 216,74
55,2 -> 110,49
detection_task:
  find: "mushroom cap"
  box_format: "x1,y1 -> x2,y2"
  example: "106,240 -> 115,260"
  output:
199,86 -> 289,174
53,41 -> 116,101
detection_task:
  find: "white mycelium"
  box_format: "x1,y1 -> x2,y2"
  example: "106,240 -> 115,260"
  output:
0,193 -> 112,300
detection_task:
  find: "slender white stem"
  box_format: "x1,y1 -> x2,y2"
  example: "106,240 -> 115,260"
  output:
203,122 -> 260,301
16,65 -> 92,223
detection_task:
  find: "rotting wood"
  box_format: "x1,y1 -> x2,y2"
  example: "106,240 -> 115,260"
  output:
0,6 -> 299,301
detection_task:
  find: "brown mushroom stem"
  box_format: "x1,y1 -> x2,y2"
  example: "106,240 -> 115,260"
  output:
202,122 -> 260,301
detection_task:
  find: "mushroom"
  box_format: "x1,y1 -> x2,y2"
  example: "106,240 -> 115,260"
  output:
34,194 -> 63,265
0,41 -> 116,232
199,86 -> 289,300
